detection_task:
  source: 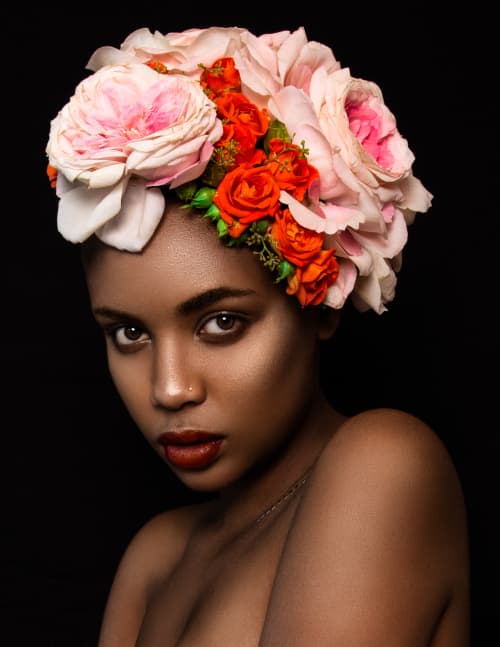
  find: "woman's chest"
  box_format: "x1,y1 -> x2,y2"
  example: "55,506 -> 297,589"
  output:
136,510 -> 295,647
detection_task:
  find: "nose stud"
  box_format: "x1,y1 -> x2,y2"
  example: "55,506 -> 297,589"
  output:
187,385 -> 193,392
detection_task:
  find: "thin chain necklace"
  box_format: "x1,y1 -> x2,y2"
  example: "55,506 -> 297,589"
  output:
255,463 -> 315,524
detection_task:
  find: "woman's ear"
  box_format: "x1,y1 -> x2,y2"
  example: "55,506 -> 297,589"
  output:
318,307 -> 341,341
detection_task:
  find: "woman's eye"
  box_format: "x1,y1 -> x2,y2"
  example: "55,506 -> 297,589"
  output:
199,313 -> 246,339
110,325 -> 149,348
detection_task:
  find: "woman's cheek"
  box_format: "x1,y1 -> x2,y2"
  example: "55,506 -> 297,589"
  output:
222,316 -> 317,410
107,350 -> 151,420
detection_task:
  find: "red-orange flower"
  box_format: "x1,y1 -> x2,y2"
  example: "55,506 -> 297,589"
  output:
286,249 -> 339,306
213,165 -> 281,237
215,92 -> 270,139
200,57 -> 241,96
213,123 -> 259,168
46,163 -> 58,189
266,139 -> 319,201
270,208 -> 324,267
146,59 -> 169,74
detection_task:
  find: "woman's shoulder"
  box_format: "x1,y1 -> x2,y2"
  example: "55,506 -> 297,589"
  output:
314,406 -> 466,532
260,407 -> 470,644
97,502 -> 208,646
131,501 -> 206,552
314,407 -> 469,594
112,500 -> 209,593
321,406 -> 457,482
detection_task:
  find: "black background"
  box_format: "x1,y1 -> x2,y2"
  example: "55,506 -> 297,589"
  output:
4,6 -> 497,646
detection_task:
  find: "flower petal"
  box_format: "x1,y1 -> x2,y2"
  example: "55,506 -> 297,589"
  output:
323,259 -> 357,309
96,181 -> 165,251
350,208 -> 408,259
57,179 -> 127,243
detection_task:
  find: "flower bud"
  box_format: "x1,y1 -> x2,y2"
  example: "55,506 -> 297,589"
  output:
216,218 -> 229,237
204,203 -> 220,221
192,186 -> 216,209
276,259 -> 294,282
254,218 -> 270,235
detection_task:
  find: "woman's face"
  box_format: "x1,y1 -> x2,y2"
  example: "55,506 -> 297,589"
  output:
84,203 -> 332,491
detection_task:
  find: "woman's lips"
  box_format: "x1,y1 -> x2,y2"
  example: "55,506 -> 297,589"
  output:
157,431 -> 224,470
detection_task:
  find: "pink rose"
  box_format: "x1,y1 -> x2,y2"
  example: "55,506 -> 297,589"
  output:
323,210 -> 408,313
349,253 -> 399,314
46,63 -> 222,250
233,27 -> 341,109
315,68 -> 432,209
87,26 -> 247,78
277,28 -> 341,94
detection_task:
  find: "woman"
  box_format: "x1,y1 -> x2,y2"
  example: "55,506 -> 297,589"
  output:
46,25 -> 469,646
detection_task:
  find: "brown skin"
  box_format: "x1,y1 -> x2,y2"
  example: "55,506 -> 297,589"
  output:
83,200 -> 469,646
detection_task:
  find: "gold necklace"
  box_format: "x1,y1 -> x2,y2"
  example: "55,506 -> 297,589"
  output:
255,464 -> 314,524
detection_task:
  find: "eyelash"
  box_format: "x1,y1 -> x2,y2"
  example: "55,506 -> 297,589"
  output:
104,311 -> 248,351
198,312 -> 247,341
107,324 -> 149,349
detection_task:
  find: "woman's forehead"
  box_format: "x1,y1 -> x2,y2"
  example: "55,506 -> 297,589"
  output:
84,204 -> 280,303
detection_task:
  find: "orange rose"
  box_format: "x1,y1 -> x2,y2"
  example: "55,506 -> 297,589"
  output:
200,57 -> 241,96
214,122 -> 259,169
215,92 -> 270,139
213,165 -> 281,237
286,249 -> 339,306
270,208 -> 324,267
266,139 -> 319,201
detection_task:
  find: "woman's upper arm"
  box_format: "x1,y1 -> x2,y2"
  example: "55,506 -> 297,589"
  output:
260,408 -> 469,647
97,508 -> 190,647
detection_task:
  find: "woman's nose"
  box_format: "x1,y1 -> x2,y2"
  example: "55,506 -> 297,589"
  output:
150,340 -> 205,410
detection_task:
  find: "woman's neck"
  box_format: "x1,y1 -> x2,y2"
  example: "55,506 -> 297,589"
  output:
199,395 -> 346,538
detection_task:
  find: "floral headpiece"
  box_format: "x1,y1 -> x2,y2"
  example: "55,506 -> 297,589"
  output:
46,26 -> 432,313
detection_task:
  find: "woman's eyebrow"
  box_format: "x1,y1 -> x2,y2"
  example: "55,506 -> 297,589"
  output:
91,288 -> 256,321
92,306 -> 134,321
177,287 -> 256,316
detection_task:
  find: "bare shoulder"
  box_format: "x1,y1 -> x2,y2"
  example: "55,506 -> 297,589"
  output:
319,406 -> 462,491
311,407 -> 469,570
97,502 -> 207,647
120,502 -> 203,582
261,409 -> 470,645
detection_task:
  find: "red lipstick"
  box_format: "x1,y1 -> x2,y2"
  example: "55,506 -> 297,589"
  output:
157,431 -> 224,470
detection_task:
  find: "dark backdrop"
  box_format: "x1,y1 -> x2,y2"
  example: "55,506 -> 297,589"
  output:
4,7 -> 496,646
